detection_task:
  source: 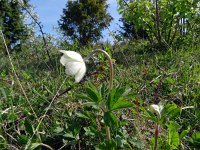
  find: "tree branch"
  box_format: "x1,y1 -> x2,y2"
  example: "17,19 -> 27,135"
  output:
17,1 -> 52,65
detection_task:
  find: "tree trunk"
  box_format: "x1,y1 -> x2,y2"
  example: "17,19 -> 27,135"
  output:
155,0 -> 161,44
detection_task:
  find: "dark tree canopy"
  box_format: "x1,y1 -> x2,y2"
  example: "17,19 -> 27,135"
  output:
119,18 -> 148,40
0,0 -> 28,52
58,0 -> 113,46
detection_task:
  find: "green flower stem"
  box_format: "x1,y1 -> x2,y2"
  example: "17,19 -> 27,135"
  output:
106,125 -> 111,140
84,49 -> 114,140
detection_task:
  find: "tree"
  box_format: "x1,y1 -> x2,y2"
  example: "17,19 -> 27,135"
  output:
58,0 -> 113,46
0,0 -> 28,52
119,18 -> 148,40
117,0 -> 200,48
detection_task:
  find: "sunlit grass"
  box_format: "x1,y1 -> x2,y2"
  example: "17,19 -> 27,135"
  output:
0,42 -> 200,149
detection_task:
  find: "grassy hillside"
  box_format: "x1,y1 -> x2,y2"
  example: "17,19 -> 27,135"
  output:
0,43 -> 200,149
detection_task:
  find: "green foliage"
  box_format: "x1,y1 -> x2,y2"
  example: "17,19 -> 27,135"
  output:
96,139 -> 118,150
0,12 -> 200,149
167,121 -> 180,149
59,0 -> 113,46
119,18 -> 148,40
191,132 -> 200,147
76,83 -> 134,148
107,87 -> 133,111
117,0 -> 200,48
160,103 -> 181,122
0,0 -> 28,52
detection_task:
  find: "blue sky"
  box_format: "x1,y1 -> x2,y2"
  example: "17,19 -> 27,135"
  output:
30,0 -> 122,42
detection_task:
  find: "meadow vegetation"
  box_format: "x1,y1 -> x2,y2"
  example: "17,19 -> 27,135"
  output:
0,0 -> 200,149
0,38 -> 200,149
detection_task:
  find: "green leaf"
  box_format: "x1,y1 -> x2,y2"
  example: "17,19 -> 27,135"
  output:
169,129 -> 179,149
54,127 -> 63,134
103,112 -> 118,127
161,103 -> 181,120
100,83 -> 108,99
8,112 -> 18,121
24,119 -> 34,135
165,77 -> 175,84
85,83 -> 101,102
192,132 -> 200,145
140,106 -> 157,122
192,132 -> 200,140
76,93 -> 93,101
82,102 -> 99,109
113,87 -> 126,101
30,143 -> 40,150
107,88 -> 116,110
64,132 -> 76,139
180,126 -> 190,140
76,112 -> 90,119
18,135 -> 28,145
111,100 -> 133,111
86,87 -> 99,102
167,122 -> 180,149
84,127 -> 97,136
96,139 -> 118,150
107,87 -> 133,111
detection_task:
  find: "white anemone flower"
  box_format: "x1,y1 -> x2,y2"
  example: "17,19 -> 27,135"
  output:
59,50 -> 86,83
150,104 -> 163,117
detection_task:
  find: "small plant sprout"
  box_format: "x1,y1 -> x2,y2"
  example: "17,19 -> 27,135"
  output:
59,50 -> 86,83
60,49 -> 114,140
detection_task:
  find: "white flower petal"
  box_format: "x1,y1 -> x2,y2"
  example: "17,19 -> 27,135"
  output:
59,50 -> 87,83
150,104 -> 160,114
65,61 -> 83,75
60,55 -> 69,66
59,50 -> 83,62
75,63 -> 86,83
